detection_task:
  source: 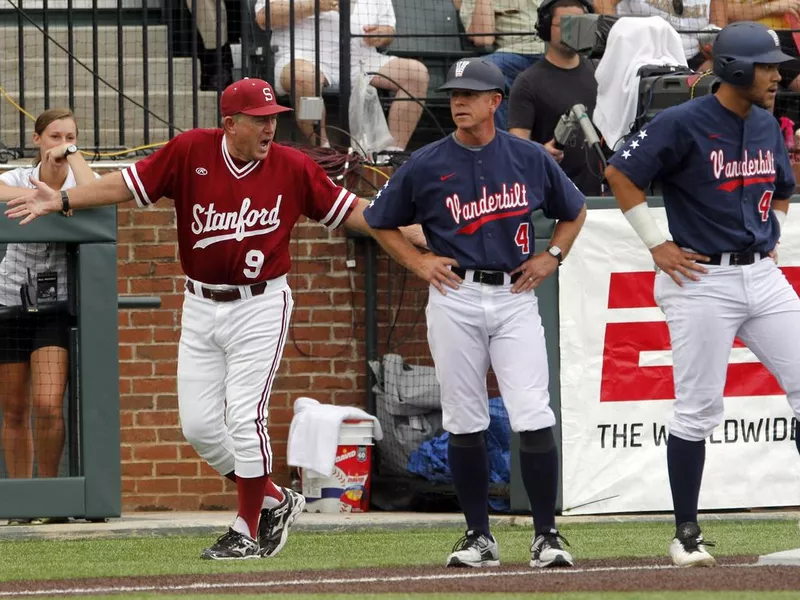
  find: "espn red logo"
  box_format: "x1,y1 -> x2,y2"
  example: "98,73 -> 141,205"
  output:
600,268 -> 800,402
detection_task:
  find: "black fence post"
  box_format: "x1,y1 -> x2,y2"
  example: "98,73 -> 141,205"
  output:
142,0 -> 151,145
191,0 -> 199,129
117,0 -> 126,147
17,0 -> 25,154
43,0 -> 50,110
216,0 -> 223,124
67,0 -> 75,111
339,0 -> 350,139
92,0 -> 100,149
167,0 -> 175,139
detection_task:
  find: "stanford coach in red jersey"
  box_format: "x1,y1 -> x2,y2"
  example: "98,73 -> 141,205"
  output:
5,78 -> 393,560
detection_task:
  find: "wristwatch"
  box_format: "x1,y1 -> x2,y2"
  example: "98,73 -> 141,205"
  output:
64,144 -> 78,157
546,244 -> 563,265
60,189 -> 73,217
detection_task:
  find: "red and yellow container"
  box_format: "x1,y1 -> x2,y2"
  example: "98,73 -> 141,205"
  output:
301,420 -> 374,513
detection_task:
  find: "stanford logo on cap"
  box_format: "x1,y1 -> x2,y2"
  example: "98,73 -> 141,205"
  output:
454,60 -> 470,77
220,78 -> 293,118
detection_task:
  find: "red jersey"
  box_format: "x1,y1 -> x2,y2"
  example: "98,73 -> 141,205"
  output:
121,129 -> 357,285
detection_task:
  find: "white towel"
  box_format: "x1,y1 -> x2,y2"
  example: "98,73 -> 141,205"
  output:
287,397 -> 383,477
594,16 -> 688,151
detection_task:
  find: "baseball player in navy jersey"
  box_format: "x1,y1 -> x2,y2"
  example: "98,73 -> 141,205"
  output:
363,57 -> 587,568
4,78 -> 398,560
605,22 -> 800,567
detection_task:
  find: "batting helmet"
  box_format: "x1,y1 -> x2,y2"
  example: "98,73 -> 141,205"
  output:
535,0 -> 594,43
712,21 -> 793,87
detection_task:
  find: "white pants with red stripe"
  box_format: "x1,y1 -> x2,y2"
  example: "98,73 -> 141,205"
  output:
655,258 -> 800,441
177,276 -> 293,478
426,278 -> 555,435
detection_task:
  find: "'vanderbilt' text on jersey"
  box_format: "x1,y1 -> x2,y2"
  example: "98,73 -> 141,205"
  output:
122,129 -> 356,285
363,130 -> 586,272
608,95 -> 796,255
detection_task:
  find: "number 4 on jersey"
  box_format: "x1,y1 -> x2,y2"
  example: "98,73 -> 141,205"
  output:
515,223 -> 530,254
759,190 -> 773,222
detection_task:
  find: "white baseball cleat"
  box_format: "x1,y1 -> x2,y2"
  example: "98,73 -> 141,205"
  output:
669,522 -> 717,567
530,529 -> 574,568
446,530 -> 500,568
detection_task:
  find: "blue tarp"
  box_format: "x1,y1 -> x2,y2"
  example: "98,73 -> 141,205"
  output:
407,397 -> 511,512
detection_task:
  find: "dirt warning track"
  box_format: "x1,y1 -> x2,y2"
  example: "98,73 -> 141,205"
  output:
1,556 -> 799,597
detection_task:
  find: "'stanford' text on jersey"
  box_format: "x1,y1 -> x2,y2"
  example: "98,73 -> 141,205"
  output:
608,95 -> 796,255
363,130 -> 586,272
121,129 -> 357,285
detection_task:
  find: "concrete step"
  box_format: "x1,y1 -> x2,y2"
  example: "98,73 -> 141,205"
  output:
0,127 -> 177,151
0,25 -> 169,60
1,57 -> 200,92
0,90 -> 220,133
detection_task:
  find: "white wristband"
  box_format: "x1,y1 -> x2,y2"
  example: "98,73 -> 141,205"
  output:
775,209 -> 787,233
623,202 -> 668,249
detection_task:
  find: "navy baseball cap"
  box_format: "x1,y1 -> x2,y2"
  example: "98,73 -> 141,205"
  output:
438,58 -> 506,96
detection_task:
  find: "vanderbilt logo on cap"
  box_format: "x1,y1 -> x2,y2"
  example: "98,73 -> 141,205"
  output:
454,60 -> 470,77
768,29 -> 780,47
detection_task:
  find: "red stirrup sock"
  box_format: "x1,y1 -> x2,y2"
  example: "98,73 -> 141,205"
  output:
262,476 -> 286,509
235,474 -> 268,539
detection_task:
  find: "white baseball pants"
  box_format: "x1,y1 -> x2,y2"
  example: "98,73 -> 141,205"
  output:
655,257 -> 800,441
177,276 -> 293,478
426,276 -> 555,435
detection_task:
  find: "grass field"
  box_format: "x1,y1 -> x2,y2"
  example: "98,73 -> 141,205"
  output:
0,519 -> 798,598
0,519 -> 797,580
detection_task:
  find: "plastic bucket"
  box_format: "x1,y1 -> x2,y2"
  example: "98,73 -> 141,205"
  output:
301,420 -> 374,513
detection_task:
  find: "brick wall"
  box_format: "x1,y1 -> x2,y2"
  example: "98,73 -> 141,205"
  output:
114,167 -> 421,512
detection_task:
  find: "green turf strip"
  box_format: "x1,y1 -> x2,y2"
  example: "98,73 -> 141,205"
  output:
0,519 -> 796,582
22,594 -> 800,600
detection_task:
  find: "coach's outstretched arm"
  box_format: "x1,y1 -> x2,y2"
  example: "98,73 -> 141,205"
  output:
605,164 -> 709,287
5,172 -> 132,224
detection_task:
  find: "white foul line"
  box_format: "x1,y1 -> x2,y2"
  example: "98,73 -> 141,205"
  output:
0,562 -> 761,597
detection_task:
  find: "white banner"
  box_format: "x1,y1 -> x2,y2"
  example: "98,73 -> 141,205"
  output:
559,208 -> 800,515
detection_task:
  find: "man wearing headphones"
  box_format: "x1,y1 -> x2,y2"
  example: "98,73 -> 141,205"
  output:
508,0 -> 603,195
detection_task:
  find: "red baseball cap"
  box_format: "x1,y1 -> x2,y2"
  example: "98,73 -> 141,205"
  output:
220,78 -> 293,117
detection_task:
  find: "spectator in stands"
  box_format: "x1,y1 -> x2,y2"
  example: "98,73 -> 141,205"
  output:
256,0 -> 429,150
596,0 -> 727,70
453,0 -> 545,130
0,109 -> 95,524
188,0 -> 234,90
726,1 -> 800,92
508,0 -> 603,195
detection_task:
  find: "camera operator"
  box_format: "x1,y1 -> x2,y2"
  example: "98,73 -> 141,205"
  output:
508,0 -> 604,195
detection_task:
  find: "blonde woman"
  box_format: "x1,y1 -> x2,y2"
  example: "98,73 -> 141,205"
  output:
0,109 -> 96,524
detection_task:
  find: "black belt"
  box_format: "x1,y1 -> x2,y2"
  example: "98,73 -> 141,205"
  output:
705,252 -> 768,266
452,267 -> 521,286
186,280 -> 268,302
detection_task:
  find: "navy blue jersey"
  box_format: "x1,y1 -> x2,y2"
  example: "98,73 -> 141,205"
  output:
363,131 -> 586,272
608,95 -> 795,255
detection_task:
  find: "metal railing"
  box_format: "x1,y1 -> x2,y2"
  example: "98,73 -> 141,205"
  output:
0,0 -> 232,159
4,0 -> 800,159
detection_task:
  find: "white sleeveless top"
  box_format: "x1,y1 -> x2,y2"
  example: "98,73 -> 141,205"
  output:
0,165 -> 75,306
